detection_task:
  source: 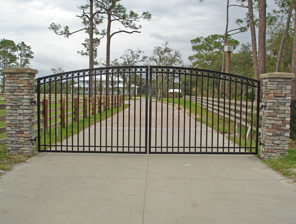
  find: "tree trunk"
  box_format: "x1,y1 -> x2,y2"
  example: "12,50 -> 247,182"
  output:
276,0 -> 294,72
89,0 -> 94,97
291,4 -> 296,99
248,0 -> 259,80
258,0 -> 266,75
105,11 -> 111,95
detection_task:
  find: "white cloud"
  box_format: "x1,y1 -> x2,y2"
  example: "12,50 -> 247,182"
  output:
0,0 -> 277,78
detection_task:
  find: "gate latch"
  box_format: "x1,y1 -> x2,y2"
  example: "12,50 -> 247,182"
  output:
31,100 -> 37,106
261,103 -> 266,110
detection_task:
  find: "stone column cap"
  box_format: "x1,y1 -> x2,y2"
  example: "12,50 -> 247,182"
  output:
3,67 -> 38,74
260,72 -> 295,79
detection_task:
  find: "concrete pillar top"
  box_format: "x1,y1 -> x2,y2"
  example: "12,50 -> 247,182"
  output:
3,67 -> 38,74
260,72 -> 295,79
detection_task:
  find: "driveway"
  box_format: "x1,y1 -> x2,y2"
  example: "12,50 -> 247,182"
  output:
0,153 -> 296,224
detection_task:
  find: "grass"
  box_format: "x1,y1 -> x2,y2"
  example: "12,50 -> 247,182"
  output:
0,103 -> 128,176
162,97 -> 258,152
0,144 -> 33,175
263,140 -> 296,183
38,104 -> 128,150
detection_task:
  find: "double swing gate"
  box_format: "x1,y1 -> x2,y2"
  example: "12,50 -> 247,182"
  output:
37,66 -> 260,154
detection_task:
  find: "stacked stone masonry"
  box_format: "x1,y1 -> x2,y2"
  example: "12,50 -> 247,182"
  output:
260,72 -> 295,158
3,68 -> 38,155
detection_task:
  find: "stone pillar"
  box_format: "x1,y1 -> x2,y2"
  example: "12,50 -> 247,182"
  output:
260,72 -> 295,159
3,68 -> 38,155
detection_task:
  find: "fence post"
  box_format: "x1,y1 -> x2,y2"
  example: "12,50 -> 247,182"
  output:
84,97 -> 88,118
107,95 -> 110,110
3,68 -> 38,155
103,95 -> 106,111
42,99 -> 48,129
61,98 -> 66,128
74,97 -> 79,122
260,72 -> 295,158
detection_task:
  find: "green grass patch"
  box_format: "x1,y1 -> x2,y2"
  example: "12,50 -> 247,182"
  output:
263,141 -> 296,183
160,97 -> 258,152
0,144 -> 32,175
38,104 -> 128,150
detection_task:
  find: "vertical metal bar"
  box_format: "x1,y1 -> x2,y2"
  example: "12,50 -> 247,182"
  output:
178,71 -> 181,152
251,85 -> 254,153
105,70 -> 108,152
117,70 -> 119,152
228,77 -> 232,152
55,76 -> 57,150
88,71 -> 91,152
60,74 -> 63,151
100,71 -> 102,152
161,69 -> 163,152
71,73 -> 74,151
83,72 -> 85,151
167,71 -> 169,152
122,70 -> 125,152
234,79 -> 238,153
145,66 -> 149,153
44,79 -> 47,151
245,84 -> 249,152
128,68 -> 131,152
200,73 -> 204,152
111,69 -> 114,151
94,70 -> 97,151
217,74 -> 221,152
195,73 -> 198,152
206,72 -> 209,152
37,78 -> 41,152
239,80 -> 243,153
148,66 -> 153,153
223,76 -> 226,152
49,78 -> 52,151
134,68 -> 136,151
211,73 -> 214,152
140,69 -> 142,152
183,71 -> 186,152
66,74 -> 69,151
155,71 -> 158,151
255,82 -> 260,154
189,71 -> 192,151
77,73 -> 80,151
172,69 -> 175,151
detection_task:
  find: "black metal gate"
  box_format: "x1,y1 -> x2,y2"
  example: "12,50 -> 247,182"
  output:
37,66 -> 260,154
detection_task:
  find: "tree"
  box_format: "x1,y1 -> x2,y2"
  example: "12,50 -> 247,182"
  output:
148,42 -> 184,100
17,41 -> 34,68
274,0 -> 294,72
258,0 -> 267,75
49,0 -> 104,97
189,34 -> 239,71
95,0 -> 151,94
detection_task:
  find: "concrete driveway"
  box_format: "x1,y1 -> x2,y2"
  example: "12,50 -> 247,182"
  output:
0,153 -> 296,224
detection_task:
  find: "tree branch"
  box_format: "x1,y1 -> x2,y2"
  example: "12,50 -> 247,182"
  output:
229,4 -> 248,8
110,30 -> 141,38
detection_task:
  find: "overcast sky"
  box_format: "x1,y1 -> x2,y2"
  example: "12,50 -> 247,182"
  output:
0,0 -> 277,78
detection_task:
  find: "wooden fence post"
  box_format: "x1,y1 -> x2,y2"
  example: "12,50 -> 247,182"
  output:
114,95 -> 117,107
92,96 -> 95,115
98,96 -> 101,113
84,97 -> 88,118
61,99 -> 66,128
74,97 -> 79,122
103,95 -> 106,111
42,99 -> 48,129
107,95 -> 110,110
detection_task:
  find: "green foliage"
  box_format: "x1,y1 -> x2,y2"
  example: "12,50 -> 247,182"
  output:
17,41 -> 34,68
231,43 -> 254,78
0,39 -> 18,69
189,34 -> 239,71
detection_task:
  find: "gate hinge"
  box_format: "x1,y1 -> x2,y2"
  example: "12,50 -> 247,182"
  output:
31,100 -> 37,106
259,141 -> 265,146
260,103 -> 266,110
31,137 -> 40,143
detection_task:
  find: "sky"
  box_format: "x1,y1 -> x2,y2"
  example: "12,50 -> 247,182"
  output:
0,0 -> 277,78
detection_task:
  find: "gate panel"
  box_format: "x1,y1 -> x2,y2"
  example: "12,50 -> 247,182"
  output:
149,66 -> 260,154
37,66 -> 149,153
